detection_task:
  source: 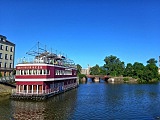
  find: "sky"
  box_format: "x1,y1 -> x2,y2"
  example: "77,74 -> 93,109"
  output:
1,0 -> 160,68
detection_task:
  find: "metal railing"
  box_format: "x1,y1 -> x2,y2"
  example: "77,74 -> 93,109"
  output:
0,75 -> 15,83
16,57 -> 77,68
12,83 -> 78,95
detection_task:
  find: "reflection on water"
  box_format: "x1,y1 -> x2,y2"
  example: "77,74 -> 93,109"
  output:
0,96 -> 11,120
11,101 -> 45,120
1,83 -> 160,120
11,89 -> 77,120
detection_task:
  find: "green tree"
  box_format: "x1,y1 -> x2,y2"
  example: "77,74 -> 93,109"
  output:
134,58 -> 159,83
123,63 -> 133,77
104,55 -> 125,76
77,64 -> 82,75
99,66 -> 107,75
132,62 -> 145,79
90,64 -> 101,75
142,58 -> 159,82
90,65 -> 106,75
147,58 -> 157,64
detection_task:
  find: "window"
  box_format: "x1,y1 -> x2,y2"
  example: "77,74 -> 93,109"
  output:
0,53 -> 2,59
10,47 -> 13,52
0,62 -> 2,67
6,46 -> 8,51
4,63 -> 7,68
5,54 -> 8,60
47,70 -> 50,75
16,70 -> 20,75
0,45 -> 3,50
10,55 -> 12,60
10,63 -> 12,68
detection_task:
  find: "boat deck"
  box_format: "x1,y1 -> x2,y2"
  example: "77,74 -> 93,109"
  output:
10,85 -> 78,101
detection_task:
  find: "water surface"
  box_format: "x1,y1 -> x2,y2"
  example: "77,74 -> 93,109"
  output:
1,82 -> 160,120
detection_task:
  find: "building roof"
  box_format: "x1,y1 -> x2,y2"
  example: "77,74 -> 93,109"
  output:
0,34 -> 15,46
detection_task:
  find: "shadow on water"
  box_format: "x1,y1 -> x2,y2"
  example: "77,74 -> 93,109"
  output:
10,89 -> 78,120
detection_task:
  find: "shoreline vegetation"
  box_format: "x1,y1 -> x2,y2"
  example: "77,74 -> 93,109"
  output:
77,55 -> 160,84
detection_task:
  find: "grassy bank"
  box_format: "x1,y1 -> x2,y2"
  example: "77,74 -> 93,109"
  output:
0,84 -> 13,97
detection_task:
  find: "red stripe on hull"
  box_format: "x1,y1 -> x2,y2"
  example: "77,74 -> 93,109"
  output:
16,81 -> 44,85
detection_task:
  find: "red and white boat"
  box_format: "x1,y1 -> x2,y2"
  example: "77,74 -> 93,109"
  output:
11,43 -> 78,100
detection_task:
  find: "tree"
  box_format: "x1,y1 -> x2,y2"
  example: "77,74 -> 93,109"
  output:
104,55 -> 125,76
143,58 -> 159,82
132,58 -> 159,83
99,66 -> 107,75
123,63 -> 133,77
77,64 -> 82,75
90,64 -> 106,75
132,62 -> 145,79
147,58 -> 157,65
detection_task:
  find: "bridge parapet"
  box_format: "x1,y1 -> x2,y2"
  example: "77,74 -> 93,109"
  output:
86,75 -> 110,82
87,75 -> 109,79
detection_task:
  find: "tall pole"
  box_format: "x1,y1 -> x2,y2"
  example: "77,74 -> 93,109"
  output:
38,41 -> 39,63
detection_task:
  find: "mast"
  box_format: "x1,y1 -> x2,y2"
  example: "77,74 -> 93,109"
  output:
38,41 -> 39,62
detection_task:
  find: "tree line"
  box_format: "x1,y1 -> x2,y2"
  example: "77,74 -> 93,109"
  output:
77,55 -> 160,83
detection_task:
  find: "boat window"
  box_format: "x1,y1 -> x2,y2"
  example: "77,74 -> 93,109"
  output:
29,70 -> 32,75
56,70 -> 58,75
65,70 -> 72,75
33,70 -> 37,75
37,70 -> 40,75
20,70 -> 22,75
16,70 -> 20,75
28,85 -> 32,93
47,70 -> 50,75
16,69 -> 50,75
24,70 -> 26,75
43,69 -> 46,75
26,70 -> 29,75
40,70 -> 42,74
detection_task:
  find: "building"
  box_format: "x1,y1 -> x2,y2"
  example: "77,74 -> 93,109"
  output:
81,66 -> 91,75
0,35 -> 15,76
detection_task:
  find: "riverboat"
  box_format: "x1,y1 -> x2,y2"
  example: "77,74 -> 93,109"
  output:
11,42 -> 78,100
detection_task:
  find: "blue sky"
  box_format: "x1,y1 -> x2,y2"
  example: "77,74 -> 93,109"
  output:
1,0 -> 160,68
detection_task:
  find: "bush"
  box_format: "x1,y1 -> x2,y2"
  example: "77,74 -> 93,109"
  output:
137,79 -> 146,84
123,77 -> 129,82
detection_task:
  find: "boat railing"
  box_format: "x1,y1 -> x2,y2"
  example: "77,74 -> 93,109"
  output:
17,57 -> 77,68
12,83 -> 78,96
12,89 -> 59,95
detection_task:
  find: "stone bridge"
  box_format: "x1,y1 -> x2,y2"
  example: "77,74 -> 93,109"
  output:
86,75 -> 110,82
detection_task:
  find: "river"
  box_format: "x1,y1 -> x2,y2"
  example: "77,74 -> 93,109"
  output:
0,80 -> 160,120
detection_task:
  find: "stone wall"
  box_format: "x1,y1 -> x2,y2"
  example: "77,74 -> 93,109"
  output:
108,77 -> 137,83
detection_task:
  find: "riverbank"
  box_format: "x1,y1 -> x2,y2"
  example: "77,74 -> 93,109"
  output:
0,84 -> 14,96
108,77 -> 138,83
